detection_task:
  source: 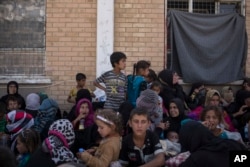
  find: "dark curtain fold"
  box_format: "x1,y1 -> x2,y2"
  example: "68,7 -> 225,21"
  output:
167,9 -> 247,84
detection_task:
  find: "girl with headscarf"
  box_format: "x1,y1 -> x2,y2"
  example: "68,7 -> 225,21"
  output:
26,119 -> 77,167
67,89 -> 92,121
179,120 -> 246,167
6,110 -> 34,152
71,98 -> 94,130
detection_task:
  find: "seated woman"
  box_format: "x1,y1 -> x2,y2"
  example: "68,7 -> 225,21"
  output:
188,89 -> 235,131
178,120 -> 246,167
157,98 -> 187,138
0,81 -> 26,110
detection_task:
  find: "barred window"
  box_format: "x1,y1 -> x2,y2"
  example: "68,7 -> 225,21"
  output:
0,0 -> 45,76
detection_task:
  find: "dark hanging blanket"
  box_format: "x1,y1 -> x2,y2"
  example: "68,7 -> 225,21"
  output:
167,9 -> 247,84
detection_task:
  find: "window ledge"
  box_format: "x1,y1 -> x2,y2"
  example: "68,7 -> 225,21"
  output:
178,79 -> 243,86
0,76 -> 51,84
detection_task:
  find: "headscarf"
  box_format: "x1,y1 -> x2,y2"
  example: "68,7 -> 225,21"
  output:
7,81 -> 19,94
167,98 -> 186,133
136,89 -> 162,126
75,98 -> 94,128
44,119 -> 76,164
221,86 -> 234,102
25,93 -> 40,110
136,89 -> 159,115
179,120 -> 246,153
6,110 -> 34,151
75,89 -> 92,103
158,69 -> 174,87
204,89 -> 221,106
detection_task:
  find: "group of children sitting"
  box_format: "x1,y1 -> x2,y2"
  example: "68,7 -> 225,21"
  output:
0,51 -> 249,167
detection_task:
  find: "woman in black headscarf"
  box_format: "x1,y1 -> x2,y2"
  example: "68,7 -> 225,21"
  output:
158,69 -> 187,110
158,98 -> 187,138
179,120 -> 246,167
0,81 -> 26,110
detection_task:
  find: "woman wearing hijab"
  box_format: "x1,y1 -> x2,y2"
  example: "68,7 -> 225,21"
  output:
26,119 -> 77,167
158,69 -> 188,110
179,120 -> 246,167
158,98 -> 187,139
0,81 -> 26,110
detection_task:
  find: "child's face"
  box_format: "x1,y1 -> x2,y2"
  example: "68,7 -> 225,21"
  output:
7,100 -> 20,111
139,68 -> 149,77
96,119 -> 113,138
16,137 -> 28,154
168,132 -> 179,143
77,79 -> 86,87
79,103 -> 90,117
8,84 -> 17,94
116,58 -> 126,70
151,86 -> 161,95
209,95 -> 220,106
169,102 -> 179,118
204,110 -> 219,130
129,114 -> 150,137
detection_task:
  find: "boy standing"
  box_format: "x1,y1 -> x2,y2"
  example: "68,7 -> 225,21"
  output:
67,73 -> 88,104
94,52 -> 127,112
119,108 -> 165,167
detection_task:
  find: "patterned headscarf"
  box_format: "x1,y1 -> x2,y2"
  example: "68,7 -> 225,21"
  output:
6,110 -> 34,151
44,119 -> 76,164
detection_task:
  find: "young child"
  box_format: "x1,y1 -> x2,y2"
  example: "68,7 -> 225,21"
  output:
68,73 -> 88,104
127,60 -> 150,107
16,129 -> 40,167
71,98 -> 94,130
200,105 -> 243,143
94,52 -> 127,112
77,109 -> 123,167
145,69 -> 157,88
119,108 -> 165,167
150,81 -> 163,112
160,131 -> 181,157
6,95 -> 21,112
